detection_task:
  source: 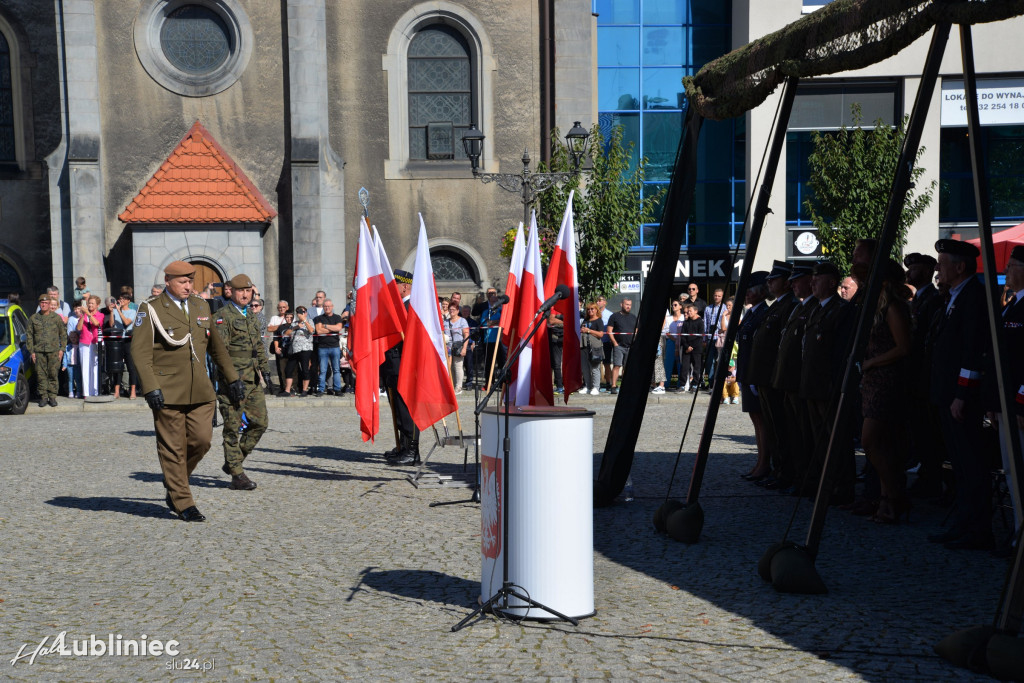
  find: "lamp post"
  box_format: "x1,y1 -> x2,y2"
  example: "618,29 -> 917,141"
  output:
461,122 -> 591,226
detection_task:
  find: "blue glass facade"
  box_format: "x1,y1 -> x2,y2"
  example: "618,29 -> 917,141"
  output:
595,0 -> 743,251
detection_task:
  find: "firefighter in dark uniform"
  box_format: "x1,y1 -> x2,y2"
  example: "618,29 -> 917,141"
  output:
214,273 -> 269,490
927,239 -> 995,550
750,260 -> 798,489
132,261 -> 243,522
771,263 -> 817,495
799,261 -> 854,496
382,269 -> 419,465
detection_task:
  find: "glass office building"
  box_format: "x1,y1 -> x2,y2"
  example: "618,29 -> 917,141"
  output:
594,0 -> 742,259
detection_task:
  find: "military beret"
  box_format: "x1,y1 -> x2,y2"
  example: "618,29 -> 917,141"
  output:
1010,245 -> 1024,264
164,260 -> 196,277
228,273 -> 254,289
748,271 -> 770,287
935,239 -> 980,259
788,264 -> 813,280
38,293 -> 50,303
394,269 -> 413,284
766,260 -> 793,280
812,261 -> 840,279
903,252 -> 937,269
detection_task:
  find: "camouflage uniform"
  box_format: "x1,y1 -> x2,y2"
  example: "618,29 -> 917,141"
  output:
26,309 -> 68,402
215,302 -> 269,475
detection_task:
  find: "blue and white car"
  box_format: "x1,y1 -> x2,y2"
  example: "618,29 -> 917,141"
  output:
0,300 -> 32,414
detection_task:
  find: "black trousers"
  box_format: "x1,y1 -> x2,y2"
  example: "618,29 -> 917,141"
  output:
758,385 -> 789,479
384,374 -> 419,448
938,404 -> 991,535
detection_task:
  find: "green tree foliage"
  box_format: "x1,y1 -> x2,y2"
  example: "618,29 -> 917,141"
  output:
804,105 -> 935,276
499,124 -> 662,302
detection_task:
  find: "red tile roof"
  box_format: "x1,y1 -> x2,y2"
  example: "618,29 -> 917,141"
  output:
119,121 -> 277,224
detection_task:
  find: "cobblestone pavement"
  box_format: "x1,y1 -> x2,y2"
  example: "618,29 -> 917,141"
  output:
0,391 -> 1011,680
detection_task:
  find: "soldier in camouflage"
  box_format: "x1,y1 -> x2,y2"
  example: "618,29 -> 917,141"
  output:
214,273 -> 269,490
26,294 -> 68,407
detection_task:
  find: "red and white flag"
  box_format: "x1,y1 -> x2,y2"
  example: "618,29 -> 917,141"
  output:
397,215 -> 459,429
372,224 -> 407,353
499,222 -> 525,348
352,218 -> 386,441
544,190 -> 582,401
511,211 -> 553,407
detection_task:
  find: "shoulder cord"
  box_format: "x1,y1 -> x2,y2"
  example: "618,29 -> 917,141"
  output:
145,304 -> 202,366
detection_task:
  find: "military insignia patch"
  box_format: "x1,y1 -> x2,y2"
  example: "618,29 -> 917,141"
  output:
136,312 -> 146,320
197,316 -> 209,322
215,318 -> 224,325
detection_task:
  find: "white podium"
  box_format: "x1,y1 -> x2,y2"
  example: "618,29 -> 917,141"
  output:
479,405 -> 595,620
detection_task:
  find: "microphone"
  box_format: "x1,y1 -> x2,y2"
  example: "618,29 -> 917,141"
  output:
539,284 -> 570,313
495,294 -> 510,305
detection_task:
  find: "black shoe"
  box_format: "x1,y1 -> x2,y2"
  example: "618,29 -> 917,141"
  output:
179,506 -> 206,522
277,390 -> 290,397
37,398 -> 45,408
944,533 -> 994,551
47,397 -> 58,407
325,389 -> 335,396
392,448 -> 419,465
228,473 -> 258,490
313,391 -> 323,397
928,528 -> 964,544
610,388 -> 619,395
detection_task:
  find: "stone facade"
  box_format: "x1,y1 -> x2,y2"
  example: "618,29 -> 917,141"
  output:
0,0 -> 596,304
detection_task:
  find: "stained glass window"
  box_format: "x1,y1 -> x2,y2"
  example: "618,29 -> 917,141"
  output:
160,5 -> 232,75
408,25 -> 472,161
431,251 -> 475,281
0,31 -> 14,162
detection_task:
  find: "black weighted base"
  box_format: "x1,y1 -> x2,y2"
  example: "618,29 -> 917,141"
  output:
759,541 -> 828,594
665,502 -> 703,544
936,626 -> 1024,681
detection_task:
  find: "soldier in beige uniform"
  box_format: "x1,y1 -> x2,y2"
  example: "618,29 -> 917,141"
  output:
131,261 -> 244,522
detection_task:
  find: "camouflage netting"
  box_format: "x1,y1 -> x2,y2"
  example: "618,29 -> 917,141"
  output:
684,0 -> 1024,121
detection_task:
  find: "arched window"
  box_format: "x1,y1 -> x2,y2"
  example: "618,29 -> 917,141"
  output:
0,30 -> 15,163
382,3 -> 496,179
0,257 -> 22,293
431,249 -> 476,282
408,25 -> 472,161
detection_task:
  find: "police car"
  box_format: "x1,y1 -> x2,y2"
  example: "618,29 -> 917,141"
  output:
0,299 -> 32,414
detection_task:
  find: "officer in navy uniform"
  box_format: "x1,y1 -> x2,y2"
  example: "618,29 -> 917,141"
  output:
994,245 -> 1024,547
771,263 -> 818,495
799,261 -> 854,497
382,269 -> 419,465
903,252 -> 947,497
749,260 -> 798,489
927,239 -> 995,550
736,271 -> 772,480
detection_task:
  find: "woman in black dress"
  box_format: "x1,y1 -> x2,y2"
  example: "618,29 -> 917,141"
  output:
860,259 -> 913,523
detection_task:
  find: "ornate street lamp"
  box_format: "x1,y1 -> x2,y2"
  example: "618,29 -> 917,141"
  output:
461,122 -> 591,226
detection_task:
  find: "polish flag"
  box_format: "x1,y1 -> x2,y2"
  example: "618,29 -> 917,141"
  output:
352,219 -> 387,441
372,224 -> 407,353
544,190 -> 582,401
397,215 -> 459,429
510,211 -> 553,407
499,222 -> 525,348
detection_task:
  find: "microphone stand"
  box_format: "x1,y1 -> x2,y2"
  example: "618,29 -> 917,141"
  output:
452,300 -> 579,631
430,334 -> 483,507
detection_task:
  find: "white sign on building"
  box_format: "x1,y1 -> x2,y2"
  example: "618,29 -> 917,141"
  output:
941,78 -> 1024,127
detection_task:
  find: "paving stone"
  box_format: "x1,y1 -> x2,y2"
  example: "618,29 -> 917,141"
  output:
0,393 -> 1010,679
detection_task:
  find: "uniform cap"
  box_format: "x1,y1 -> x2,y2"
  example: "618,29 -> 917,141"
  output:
788,264 -> 814,280
38,293 -> 50,303
903,252 -> 937,269
164,260 -> 196,277
228,273 -> 254,289
812,261 -> 841,279
748,271 -> 770,287
766,260 -> 793,280
394,269 -> 413,284
935,239 -> 980,259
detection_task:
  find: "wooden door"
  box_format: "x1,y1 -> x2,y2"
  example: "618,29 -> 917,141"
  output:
189,262 -> 223,297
